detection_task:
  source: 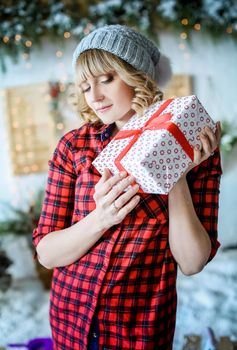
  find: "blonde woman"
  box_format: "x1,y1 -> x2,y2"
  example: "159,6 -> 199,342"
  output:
33,25 -> 222,350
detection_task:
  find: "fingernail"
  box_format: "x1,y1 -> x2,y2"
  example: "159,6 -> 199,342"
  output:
120,171 -> 126,177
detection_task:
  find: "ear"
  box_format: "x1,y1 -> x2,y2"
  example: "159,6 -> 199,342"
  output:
154,53 -> 172,88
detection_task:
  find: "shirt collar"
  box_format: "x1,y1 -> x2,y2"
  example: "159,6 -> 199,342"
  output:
92,122 -> 116,142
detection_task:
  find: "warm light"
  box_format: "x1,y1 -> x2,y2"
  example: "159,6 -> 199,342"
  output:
56,123 -> 64,130
15,34 -> 22,41
178,43 -> 186,50
12,121 -> 19,129
25,40 -> 32,47
64,31 -> 71,39
3,36 -> 9,43
56,50 -> 63,58
83,23 -> 93,35
194,23 -> 201,31
15,144 -> 23,151
31,164 -> 39,172
180,32 -> 187,40
226,27 -> 232,34
181,18 -> 189,25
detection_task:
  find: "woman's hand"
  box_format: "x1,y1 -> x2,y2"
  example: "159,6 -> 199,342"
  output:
185,121 -> 222,175
93,168 -> 140,231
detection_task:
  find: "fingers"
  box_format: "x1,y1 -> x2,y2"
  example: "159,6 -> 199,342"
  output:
94,171 -> 140,229
95,169 -> 126,196
200,128 -> 213,155
112,183 -> 140,210
96,172 -> 140,210
200,125 -> 219,152
193,146 -> 202,165
192,123 -> 220,167
113,194 -> 140,223
100,167 -> 112,183
107,175 -> 137,205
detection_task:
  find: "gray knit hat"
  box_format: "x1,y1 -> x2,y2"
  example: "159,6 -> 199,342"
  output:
72,24 -> 172,88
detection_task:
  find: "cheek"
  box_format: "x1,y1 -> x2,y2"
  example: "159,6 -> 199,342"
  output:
123,89 -> 134,106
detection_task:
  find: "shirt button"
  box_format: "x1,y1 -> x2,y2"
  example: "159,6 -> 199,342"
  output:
93,332 -> 98,338
105,133 -> 109,138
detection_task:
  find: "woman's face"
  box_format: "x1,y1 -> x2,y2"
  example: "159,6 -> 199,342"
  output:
80,72 -> 135,130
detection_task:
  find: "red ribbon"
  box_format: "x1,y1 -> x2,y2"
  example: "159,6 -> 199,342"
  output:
113,98 -> 194,175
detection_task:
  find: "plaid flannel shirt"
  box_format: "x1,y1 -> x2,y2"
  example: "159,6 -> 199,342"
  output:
33,122 -> 222,350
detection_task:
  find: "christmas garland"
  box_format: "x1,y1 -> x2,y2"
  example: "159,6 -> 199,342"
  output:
0,0 -> 237,71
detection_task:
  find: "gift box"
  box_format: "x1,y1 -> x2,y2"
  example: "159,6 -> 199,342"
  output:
92,95 -> 216,194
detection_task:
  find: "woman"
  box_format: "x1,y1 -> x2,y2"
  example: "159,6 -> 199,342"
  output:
33,24 -> 222,350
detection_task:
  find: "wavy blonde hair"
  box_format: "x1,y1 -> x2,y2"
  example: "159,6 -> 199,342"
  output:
74,49 -> 163,124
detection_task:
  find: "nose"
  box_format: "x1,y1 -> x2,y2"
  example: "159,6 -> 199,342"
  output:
90,85 -> 104,102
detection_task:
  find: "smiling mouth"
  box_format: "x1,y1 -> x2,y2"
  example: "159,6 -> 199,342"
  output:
96,105 -> 112,112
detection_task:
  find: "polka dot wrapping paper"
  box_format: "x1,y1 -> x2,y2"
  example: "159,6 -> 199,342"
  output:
92,95 -> 216,194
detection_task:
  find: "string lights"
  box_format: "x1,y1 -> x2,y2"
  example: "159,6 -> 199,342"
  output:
0,1 -> 236,73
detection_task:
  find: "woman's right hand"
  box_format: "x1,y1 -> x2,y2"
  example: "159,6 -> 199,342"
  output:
93,168 -> 140,231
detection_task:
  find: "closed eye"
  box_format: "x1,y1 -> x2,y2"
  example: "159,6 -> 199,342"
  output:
101,75 -> 114,84
82,86 -> 90,93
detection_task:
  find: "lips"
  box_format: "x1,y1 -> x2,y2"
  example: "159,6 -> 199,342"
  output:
96,105 -> 112,112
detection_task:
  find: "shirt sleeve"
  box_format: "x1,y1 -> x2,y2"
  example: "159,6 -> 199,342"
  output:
187,148 -> 222,262
33,133 -> 78,248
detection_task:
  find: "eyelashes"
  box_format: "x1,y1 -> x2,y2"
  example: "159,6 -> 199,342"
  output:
81,74 -> 114,93
103,75 -> 114,84
82,86 -> 90,93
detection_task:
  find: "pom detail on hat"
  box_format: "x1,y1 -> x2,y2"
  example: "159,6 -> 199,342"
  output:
154,53 -> 172,88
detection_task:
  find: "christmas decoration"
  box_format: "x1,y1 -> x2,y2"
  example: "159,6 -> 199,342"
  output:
49,81 -> 65,135
0,189 -> 53,289
0,0 -> 237,72
0,189 -> 44,242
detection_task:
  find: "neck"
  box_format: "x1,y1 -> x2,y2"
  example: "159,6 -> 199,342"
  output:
114,110 -> 135,136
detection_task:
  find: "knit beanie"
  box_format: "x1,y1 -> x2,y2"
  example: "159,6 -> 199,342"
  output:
72,24 -> 172,88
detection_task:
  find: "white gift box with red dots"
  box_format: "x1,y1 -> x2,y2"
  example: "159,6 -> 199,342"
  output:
92,95 -> 216,194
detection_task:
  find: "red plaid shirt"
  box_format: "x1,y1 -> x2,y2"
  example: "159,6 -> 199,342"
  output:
33,122 -> 222,350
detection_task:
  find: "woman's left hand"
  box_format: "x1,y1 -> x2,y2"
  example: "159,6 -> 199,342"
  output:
185,121 -> 222,174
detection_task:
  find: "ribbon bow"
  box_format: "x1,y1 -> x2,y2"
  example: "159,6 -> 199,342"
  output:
113,98 -> 194,174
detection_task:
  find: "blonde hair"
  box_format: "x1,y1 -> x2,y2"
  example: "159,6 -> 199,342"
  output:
74,49 -> 163,124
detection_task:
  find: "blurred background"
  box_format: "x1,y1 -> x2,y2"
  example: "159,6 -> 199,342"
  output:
0,0 -> 237,349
